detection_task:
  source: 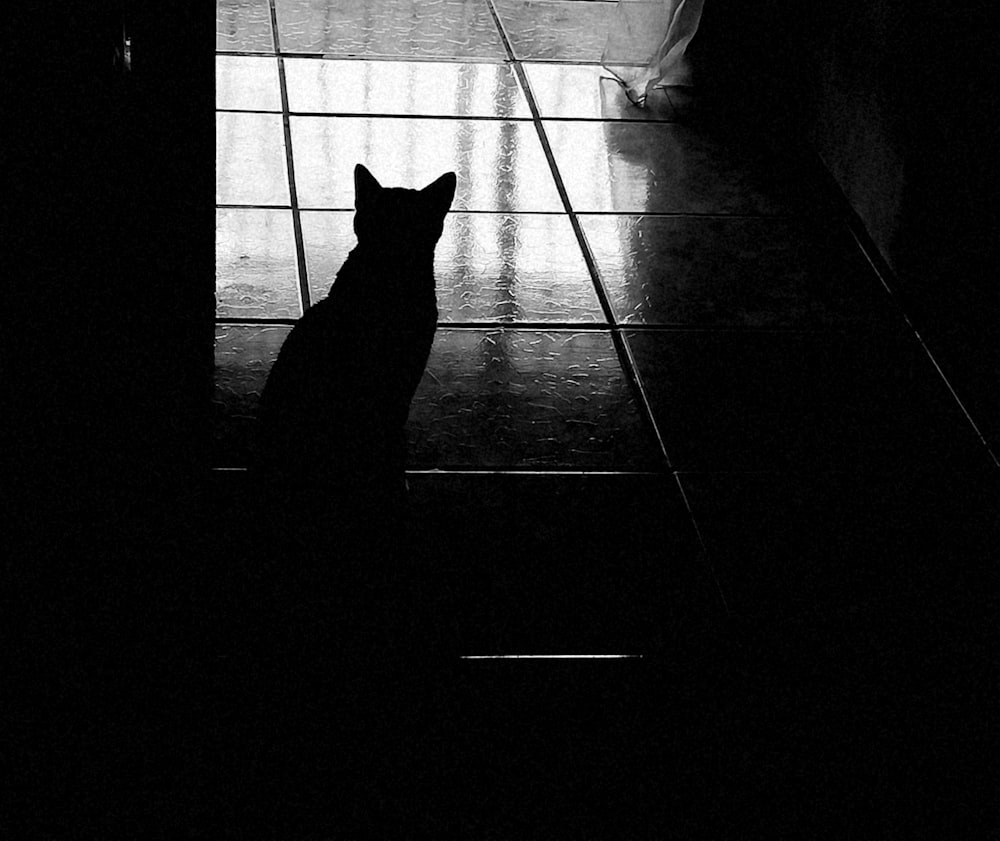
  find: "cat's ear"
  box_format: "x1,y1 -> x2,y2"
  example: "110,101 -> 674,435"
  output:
421,171 -> 457,215
354,164 -> 382,208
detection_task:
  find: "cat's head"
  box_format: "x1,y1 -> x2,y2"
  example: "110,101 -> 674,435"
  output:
353,164 -> 457,251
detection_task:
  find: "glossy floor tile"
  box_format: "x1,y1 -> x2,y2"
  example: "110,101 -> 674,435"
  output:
213,324 -> 292,467
408,329 -> 662,468
523,62 -> 675,120
217,0 -> 275,52
274,0 -> 507,59
290,116 -> 563,210
406,473 -> 714,651
301,211 -> 604,321
581,215 -> 897,328
216,209 -> 302,318
545,120 -> 829,214
626,329 -> 988,472
493,0 -> 615,61
216,113 -> 290,206
216,56 -> 282,111
284,58 -> 531,117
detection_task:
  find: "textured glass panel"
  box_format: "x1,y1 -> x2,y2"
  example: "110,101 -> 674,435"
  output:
408,329 -> 660,468
217,0 -> 275,52
435,213 -> 604,322
216,113 -> 291,205
299,211 -> 356,304
216,56 -> 282,111
284,58 -> 530,118
523,63 -> 674,121
290,116 -> 563,211
626,330 -> 986,472
545,121 -> 824,214
582,215 -> 894,328
301,212 -> 604,322
275,0 -> 506,59
216,209 -> 302,318
494,0 -> 614,60
213,324 -> 291,466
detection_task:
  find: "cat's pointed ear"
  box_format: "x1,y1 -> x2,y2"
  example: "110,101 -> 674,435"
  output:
421,171 -> 457,214
355,164 -> 382,208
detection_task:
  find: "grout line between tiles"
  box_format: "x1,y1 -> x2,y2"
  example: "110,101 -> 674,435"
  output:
485,0 -> 674,474
218,202 -> 810,220
216,50 -> 626,67
672,473 -> 730,615
211,466 -> 668,476
268,0 -> 312,317
215,319 -> 882,339
216,319 -> 613,329
833,175 -> 999,468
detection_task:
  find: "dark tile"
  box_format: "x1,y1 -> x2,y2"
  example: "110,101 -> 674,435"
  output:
409,329 -> 662,469
678,468 -> 997,839
213,324 -> 291,467
582,215 -> 897,328
301,211 -> 604,322
274,0 -> 507,59
494,0 -> 614,61
545,120 -> 838,215
406,472 -> 715,651
290,116 -> 562,210
216,0 -> 274,53
212,326 -> 661,469
441,658 -> 694,837
284,57 -> 530,117
681,470 -> 999,628
625,329 -> 990,472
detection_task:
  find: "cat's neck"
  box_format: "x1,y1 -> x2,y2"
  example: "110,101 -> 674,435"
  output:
341,242 -> 436,275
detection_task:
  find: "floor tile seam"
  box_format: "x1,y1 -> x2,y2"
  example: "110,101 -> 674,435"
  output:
672,472 -> 730,615
799,145 -> 996,465
215,319 -> 616,329
218,204 -> 580,214
218,51 -> 513,64
267,0 -> 311,319
288,54 -> 514,65
610,330 -> 676,470
212,321 -> 891,337
278,112 -> 688,124
483,0 -> 674,472
215,50 -> 277,58
216,51 -> 633,68
286,111 -> 537,122
671,467 -> 1000,480
209,466 -> 667,474
216,52 -> 613,66
843,215 -> 998,468
221,107 -> 687,125
216,201 -> 829,220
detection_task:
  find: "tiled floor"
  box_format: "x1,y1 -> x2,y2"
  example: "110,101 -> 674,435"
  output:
214,1 -> 997,834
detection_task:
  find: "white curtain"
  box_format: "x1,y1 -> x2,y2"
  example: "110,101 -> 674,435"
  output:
602,0 -> 706,104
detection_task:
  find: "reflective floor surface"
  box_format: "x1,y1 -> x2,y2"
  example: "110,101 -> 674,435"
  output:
213,1 -> 997,836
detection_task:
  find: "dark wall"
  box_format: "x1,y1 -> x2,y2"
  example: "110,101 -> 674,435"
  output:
9,4 -> 217,836
694,0 -> 998,448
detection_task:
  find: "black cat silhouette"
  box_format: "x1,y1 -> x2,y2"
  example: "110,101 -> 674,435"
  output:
255,163 -> 456,584
251,165 -> 458,835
